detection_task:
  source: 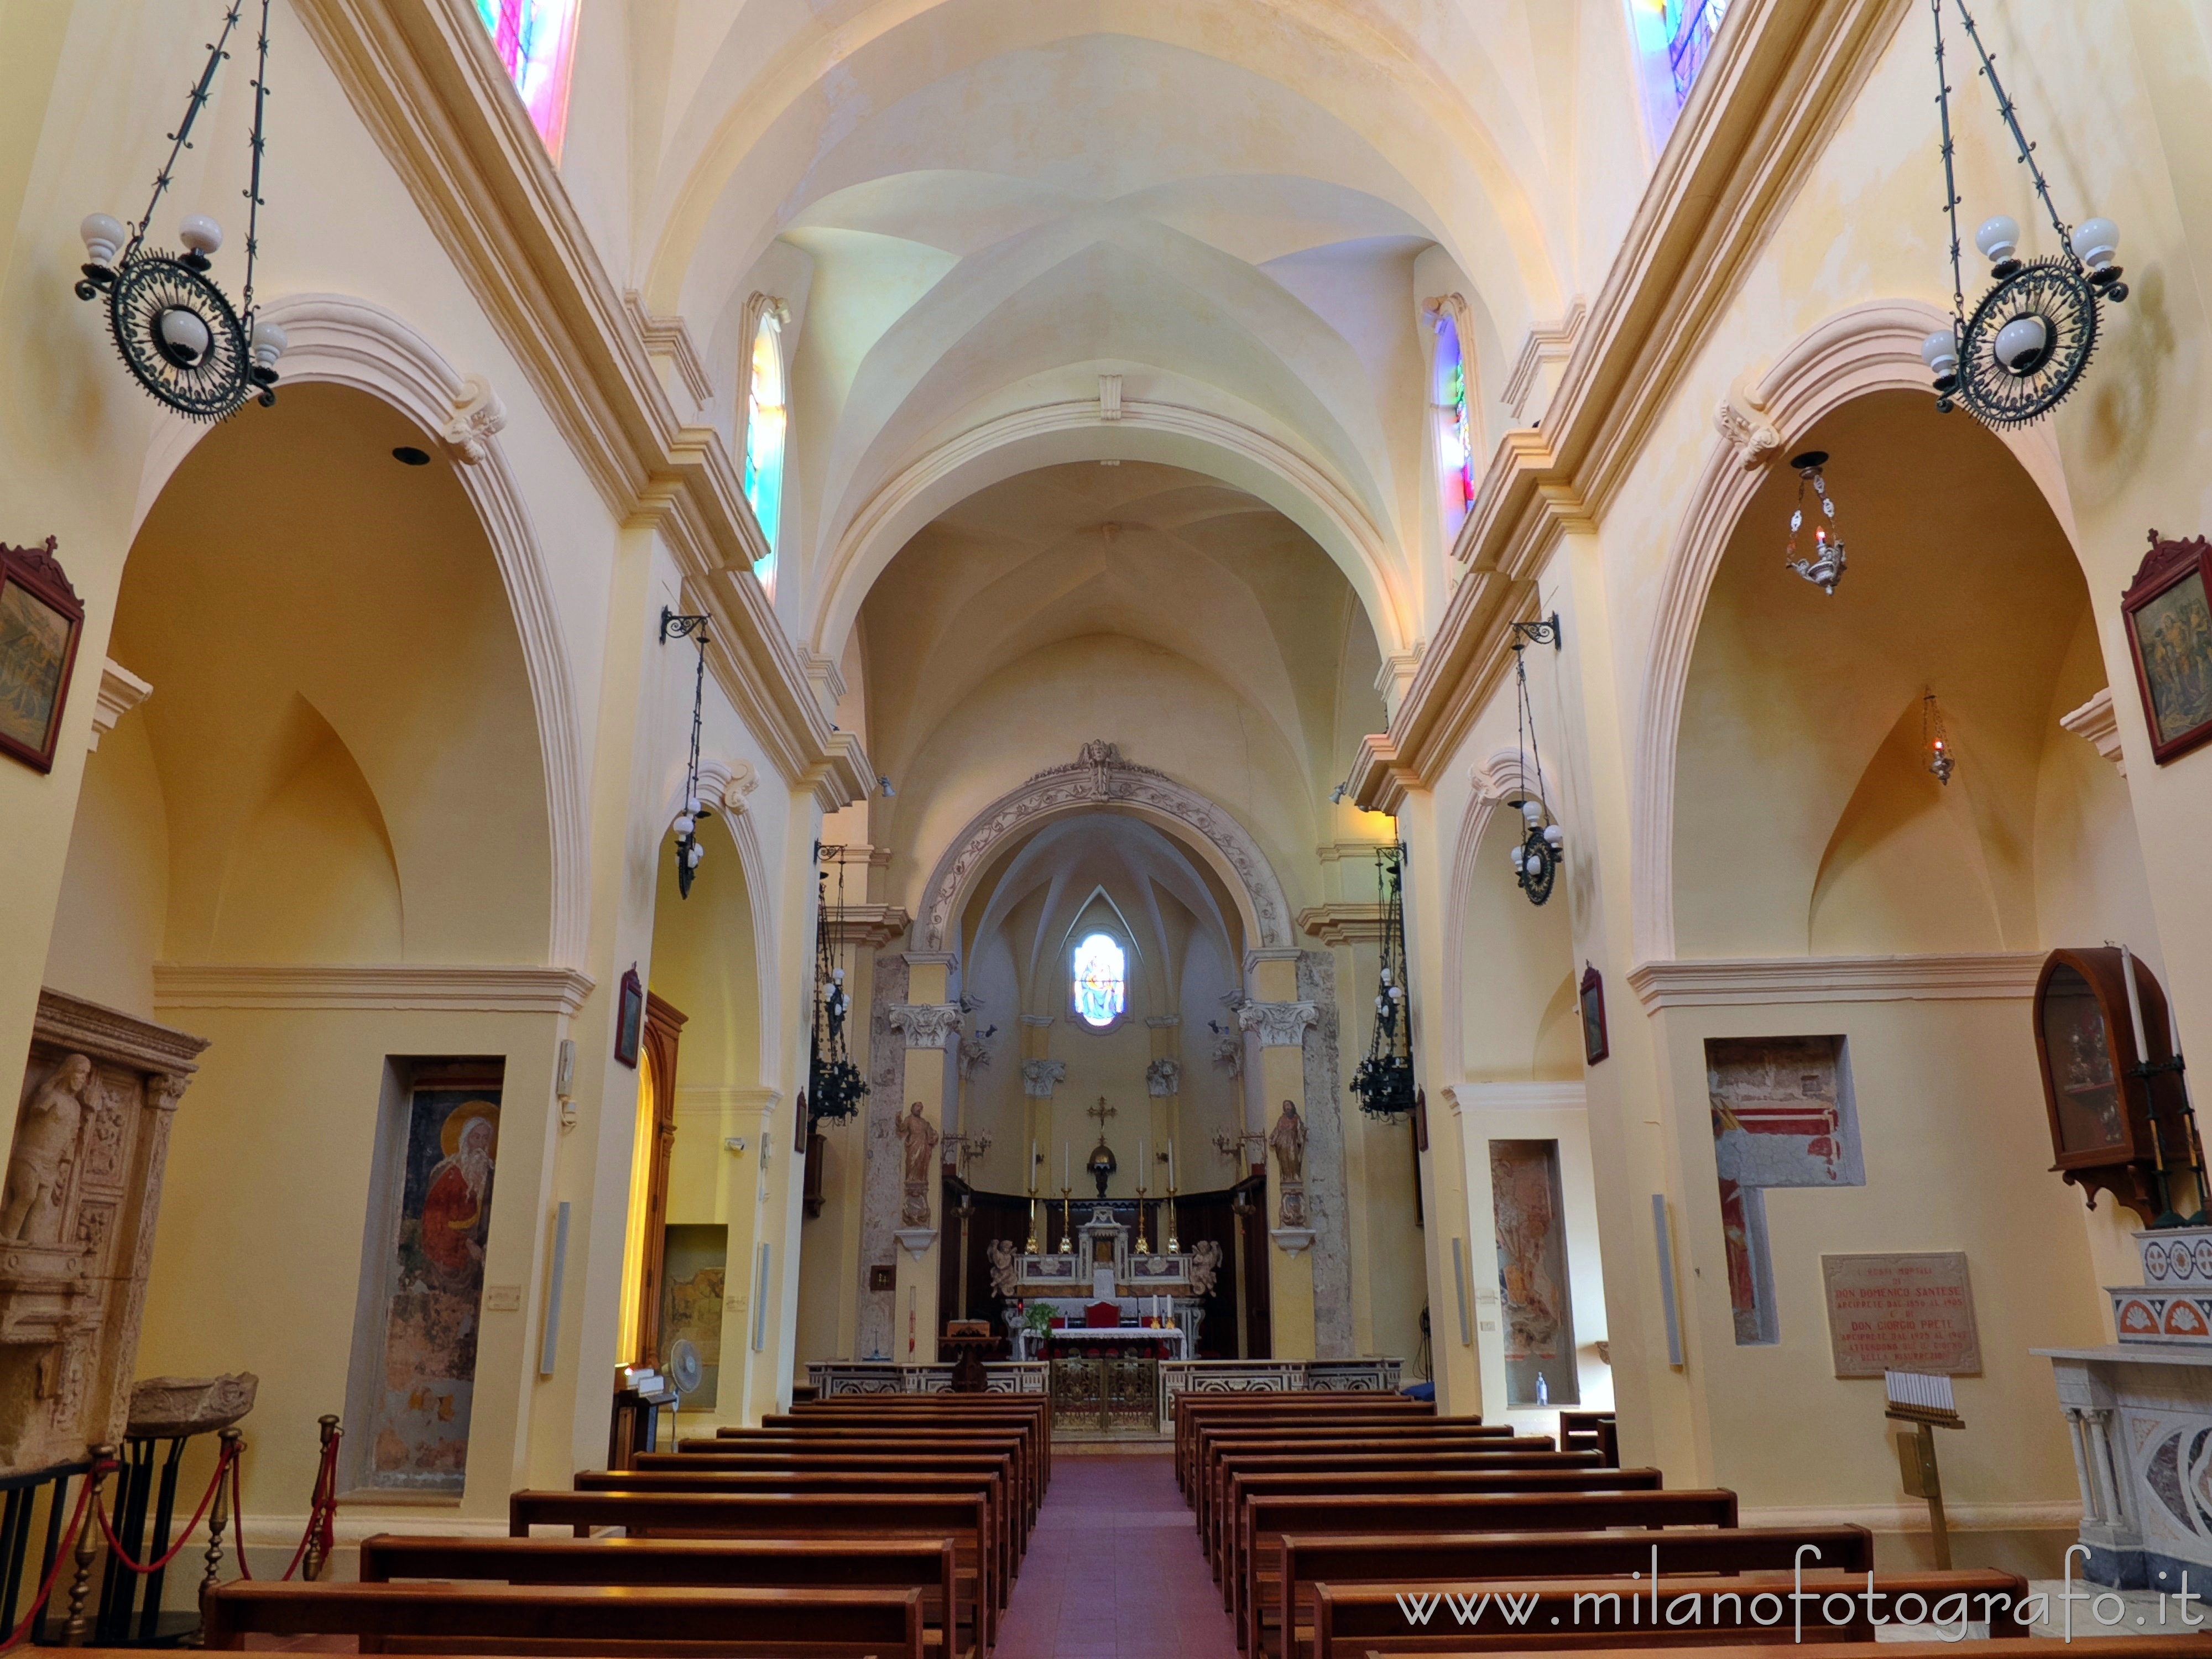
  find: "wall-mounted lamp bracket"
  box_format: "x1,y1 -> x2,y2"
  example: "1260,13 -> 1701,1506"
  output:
1509,613 -> 1563,651
660,608 -> 711,645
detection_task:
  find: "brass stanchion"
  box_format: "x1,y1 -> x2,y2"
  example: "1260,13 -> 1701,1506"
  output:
302,1415 -> 340,1582
64,1446 -> 112,1646
190,1428 -> 241,1645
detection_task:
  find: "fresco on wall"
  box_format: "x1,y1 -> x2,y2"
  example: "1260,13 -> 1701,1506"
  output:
1490,1139 -> 1577,1406
661,1223 -> 728,1410
1708,1036 -> 1859,1344
366,1086 -> 499,1491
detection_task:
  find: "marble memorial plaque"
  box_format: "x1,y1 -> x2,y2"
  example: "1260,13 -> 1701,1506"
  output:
1820,1251 -> 1981,1378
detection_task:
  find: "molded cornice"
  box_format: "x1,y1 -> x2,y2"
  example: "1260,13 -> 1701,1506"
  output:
293,0 -> 855,799
1295,904 -> 1390,947
153,962 -> 597,1015
1359,0 -> 1912,807
1627,952 -> 2045,1011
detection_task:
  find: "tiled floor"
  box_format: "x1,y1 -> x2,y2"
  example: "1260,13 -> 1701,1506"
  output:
992,1453 -> 1237,1658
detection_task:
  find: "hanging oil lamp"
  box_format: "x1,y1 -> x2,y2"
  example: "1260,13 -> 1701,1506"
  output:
1923,691 -> 1956,785
1783,451 -> 1848,595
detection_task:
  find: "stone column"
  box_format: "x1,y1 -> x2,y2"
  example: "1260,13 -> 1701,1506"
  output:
887,956 -> 961,1364
1241,952 -> 1319,1359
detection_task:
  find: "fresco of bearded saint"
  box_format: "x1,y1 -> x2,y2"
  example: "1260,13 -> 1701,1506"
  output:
421,1110 -> 496,1277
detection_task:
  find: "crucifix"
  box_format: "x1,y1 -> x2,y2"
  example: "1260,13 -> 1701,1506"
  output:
1087,1096 -> 1117,1131
1085,1097 -> 1118,1199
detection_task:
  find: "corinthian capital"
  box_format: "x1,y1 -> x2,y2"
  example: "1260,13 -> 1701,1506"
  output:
1021,1058 -> 1067,1098
888,1004 -> 963,1050
1237,1000 -> 1318,1049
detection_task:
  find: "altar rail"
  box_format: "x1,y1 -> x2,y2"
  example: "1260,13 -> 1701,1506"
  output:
805,1361 -> 1048,1397
1157,1359 -> 1404,1430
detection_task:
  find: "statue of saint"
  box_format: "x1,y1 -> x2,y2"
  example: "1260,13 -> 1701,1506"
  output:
3,1053 -> 94,1244
1267,1100 -> 1306,1186
1188,1238 -> 1223,1297
894,1102 -> 938,1226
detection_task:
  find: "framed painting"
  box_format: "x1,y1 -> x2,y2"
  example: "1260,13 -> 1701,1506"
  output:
2122,531 -> 2212,765
613,964 -> 645,1068
0,538 -> 84,774
1579,963 -> 1609,1065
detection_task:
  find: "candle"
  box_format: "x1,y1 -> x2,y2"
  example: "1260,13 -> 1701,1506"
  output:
1064,1142 -> 1071,1188
1030,1139 -> 1038,1194
2124,945 -> 2153,1066
1139,1139 -> 1146,1181
1167,1142 -> 1176,1191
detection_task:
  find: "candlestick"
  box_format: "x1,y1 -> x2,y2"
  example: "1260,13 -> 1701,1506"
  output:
1059,1186 -> 1072,1254
2124,945 -> 2153,1068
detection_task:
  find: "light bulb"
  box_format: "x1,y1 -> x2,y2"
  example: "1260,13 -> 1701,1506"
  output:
1974,215 -> 2020,267
1543,824 -> 1564,847
1520,800 -> 1542,825
831,968 -> 844,982
2071,217 -> 2120,269
179,213 -> 223,257
1380,967 -> 1392,985
1390,985 -> 1405,1003
673,813 -> 695,837
686,795 -> 703,816
1995,313 -> 2049,374
156,307 -> 211,365
1920,330 -> 1959,378
687,843 -> 704,867
80,213 -> 124,267
248,318 -> 286,373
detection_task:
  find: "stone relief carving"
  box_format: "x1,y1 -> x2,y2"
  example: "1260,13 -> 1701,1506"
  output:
1021,1059 -> 1067,1099
888,1004 -> 962,1050
956,1030 -> 994,1083
1211,1033 -> 1244,1078
1145,1057 -> 1182,1097
919,742 -> 1290,952
3,1053 -> 93,1243
985,1238 -> 1019,1298
1188,1238 -> 1223,1297
1238,1000 -> 1319,1050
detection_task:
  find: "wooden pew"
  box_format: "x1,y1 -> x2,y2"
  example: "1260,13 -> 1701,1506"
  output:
1200,1434 -> 1563,1553
640,1449 -> 1028,1540
573,1467 -> 1015,1601
509,1488 -> 999,1647
1269,1526 -> 1872,1659
202,1579 -> 926,1658
671,1435 -> 1034,1533
1222,1467 -> 1666,1606
769,1401 -> 1053,1490
1176,1396 -> 1439,1490
1207,1449 -> 1603,1568
1190,1416 -> 1502,1506
1308,1568 -> 2029,1659
1243,1490 -> 1743,1657
358,1533 -> 974,1659
1196,1425 -> 1532,1532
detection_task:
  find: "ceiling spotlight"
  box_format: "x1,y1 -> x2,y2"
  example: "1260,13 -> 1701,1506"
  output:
392,446 -> 431,466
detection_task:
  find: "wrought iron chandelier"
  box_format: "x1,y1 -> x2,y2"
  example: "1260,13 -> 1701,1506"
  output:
1508,615 -> 1565,906
75,2 -> 289,420
1919,0 -> 2126,430
806,853 -> 869,1128
661,609 -> 712,898
1349,842 -> 1417,1120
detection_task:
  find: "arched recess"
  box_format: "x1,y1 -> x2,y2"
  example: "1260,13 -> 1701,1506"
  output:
129,293 -> 588,967
1443,748 -> 1551,1071
671,755 -> 781,1079
1630,300 -> 2079,964
916,742 -> 1292,958
809,394 -> 1412,661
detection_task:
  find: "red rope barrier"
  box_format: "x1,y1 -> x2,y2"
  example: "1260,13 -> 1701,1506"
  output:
230,1431 -> 340,1582
91,1441 -> 237,1575
0,1471 -> 95,1653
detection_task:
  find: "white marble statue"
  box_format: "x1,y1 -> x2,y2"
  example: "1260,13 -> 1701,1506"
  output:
1189,1238 -> 1223,1297
3,1053 -> 94,1244
986,1236 -> 1019,1298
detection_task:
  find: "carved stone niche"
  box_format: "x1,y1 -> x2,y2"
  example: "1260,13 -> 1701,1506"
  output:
0,989 -> 208,1478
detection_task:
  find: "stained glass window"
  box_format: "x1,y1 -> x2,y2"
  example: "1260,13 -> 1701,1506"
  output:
474,0 -> 580,161
1627,0 -> 1732,143
1072,934 -> 1126,1028
744,313 -> 787,587
1434,311 -> 1475,524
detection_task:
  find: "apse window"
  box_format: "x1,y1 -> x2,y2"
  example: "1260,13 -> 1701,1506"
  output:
1072,933 -> 1127,1027
474,0 -> 580,161
744,311 -> 787,589
1705,1035 -> 1861,1346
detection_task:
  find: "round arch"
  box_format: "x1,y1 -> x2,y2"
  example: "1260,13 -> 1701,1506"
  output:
1629,299 -> 2078,964
810,392 -> 1412,659
128,293 -> 588,967
915,740 -> 1293,957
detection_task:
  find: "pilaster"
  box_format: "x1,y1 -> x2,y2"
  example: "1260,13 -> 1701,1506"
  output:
888,958 -> 958,1363
1241,961 -> 1319,1359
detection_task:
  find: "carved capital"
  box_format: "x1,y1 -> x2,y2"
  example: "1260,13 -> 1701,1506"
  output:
143,1073 -> 191,1115
1021,1059 -> 1067,1099
1237,1000 -> 1318,1049
888,1004 -> 963,1050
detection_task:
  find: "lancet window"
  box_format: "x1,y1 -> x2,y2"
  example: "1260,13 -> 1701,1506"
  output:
1072,933 -> 1127,1028
473,0 -> 580,160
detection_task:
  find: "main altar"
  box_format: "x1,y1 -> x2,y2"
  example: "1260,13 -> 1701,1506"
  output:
1007,1205 -> 1212,1433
